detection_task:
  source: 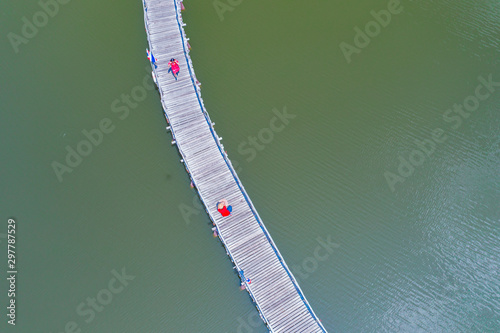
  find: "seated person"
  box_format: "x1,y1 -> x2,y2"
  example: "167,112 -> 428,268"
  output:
217,199 -> 232,217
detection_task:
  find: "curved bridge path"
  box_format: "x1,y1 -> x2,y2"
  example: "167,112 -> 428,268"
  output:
142,1 -> 328,332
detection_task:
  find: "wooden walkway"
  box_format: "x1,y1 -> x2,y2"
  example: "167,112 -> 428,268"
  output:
142,1 -> 328,332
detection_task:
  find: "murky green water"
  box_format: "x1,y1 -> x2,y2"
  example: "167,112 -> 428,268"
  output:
1,0 -> 499,332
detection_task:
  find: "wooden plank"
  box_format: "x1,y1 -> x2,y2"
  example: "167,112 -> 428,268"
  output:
142,1 -> 328,332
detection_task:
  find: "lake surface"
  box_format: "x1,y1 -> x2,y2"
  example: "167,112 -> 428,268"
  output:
0,0 -> 499,332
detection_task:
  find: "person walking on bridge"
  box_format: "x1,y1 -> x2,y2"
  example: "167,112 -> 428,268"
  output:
168,58 -> 180,80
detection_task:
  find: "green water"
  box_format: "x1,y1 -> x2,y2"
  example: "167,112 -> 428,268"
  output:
1,0 -> 499,332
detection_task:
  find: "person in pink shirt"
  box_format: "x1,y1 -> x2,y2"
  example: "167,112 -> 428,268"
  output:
167,58 -> 180,80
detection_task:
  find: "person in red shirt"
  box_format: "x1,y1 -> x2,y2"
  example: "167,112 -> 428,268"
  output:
217,199 -> 232,217
167,58 -> 180,80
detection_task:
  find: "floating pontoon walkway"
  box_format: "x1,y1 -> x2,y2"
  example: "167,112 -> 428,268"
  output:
142,1 -> 328,332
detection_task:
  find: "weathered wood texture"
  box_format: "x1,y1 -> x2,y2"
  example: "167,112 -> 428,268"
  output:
143,1 -> 328,332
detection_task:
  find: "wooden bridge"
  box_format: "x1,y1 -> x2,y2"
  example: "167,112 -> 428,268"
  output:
142,1 -> 328,331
